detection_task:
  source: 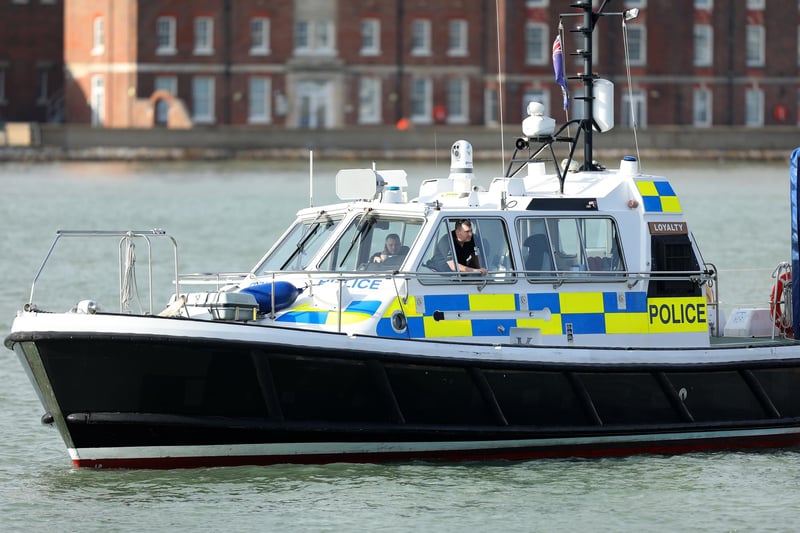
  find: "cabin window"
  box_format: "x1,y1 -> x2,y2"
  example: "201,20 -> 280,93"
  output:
649,234 -> 702,297
516,216 -> 624,278
319,214 -> 423,272
418,217 -> 514,283
254,213 -> 343,273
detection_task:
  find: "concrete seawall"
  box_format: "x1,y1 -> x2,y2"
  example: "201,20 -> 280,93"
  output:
0,123 -> 797,162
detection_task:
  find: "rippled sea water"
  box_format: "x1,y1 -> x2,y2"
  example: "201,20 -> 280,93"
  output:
1,157 -> 798,531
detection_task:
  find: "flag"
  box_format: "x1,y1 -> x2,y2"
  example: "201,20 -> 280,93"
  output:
553,35 -> 569,110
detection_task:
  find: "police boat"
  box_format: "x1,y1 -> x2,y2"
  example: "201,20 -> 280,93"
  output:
7,0 -> 800,468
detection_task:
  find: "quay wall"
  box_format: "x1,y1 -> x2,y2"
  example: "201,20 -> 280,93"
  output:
0,123 -> 797,162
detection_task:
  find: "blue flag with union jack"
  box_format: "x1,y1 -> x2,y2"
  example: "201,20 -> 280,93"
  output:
552,35 -> 569,110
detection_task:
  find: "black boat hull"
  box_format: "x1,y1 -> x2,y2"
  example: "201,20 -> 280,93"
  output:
8,323 -> 800,468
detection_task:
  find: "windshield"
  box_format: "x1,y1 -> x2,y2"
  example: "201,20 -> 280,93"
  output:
319,214 -> 424,272
253,213 -> 341,274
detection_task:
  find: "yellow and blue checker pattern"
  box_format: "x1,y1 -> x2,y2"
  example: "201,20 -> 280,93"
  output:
374,291 -> 704,339
635,180 -> 682,213
276,299 -> 382,326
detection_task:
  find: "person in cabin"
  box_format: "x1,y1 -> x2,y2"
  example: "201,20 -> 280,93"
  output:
432,219 -> 488,275
372,233 -> 404,263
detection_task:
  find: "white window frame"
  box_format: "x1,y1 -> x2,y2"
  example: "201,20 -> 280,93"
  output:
155,76 -> 177,95
248,77 -> 272,124
294,20 -> 336,55
525,22 -> 548,66
484,87 -> 498,126
745,87 -> 764,127
360,19 -> 381,56
156,16 -> 176,55
621,89 -> 647,128
411,19 -> 432,56
446,78 -> 469,124
626,25 -> 646,66
746,25 -> 765,67
448,19 -> 468,57
694,25 -> 712,66
410,77 -> 432,124
250,18 -> 271,55
192,76 -> 215,124
90,75 -> 105,127
194,17 -> 214,55
92,17 -> 104,55
315,20 -> 335,54
358,77 -> 382,124
692,87 -> 712,127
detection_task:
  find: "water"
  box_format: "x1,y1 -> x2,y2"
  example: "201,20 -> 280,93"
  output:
1,157 -> 799,531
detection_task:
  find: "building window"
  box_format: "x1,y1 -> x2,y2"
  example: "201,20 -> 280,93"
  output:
746,0 -> 765,9
797,89 -> 800,126
694,0 -> 713,8
625,0 -> 646,6
154,77 -> 177,125
194,17 -> 214,55
693,88 -> 712,127
360,19 -> 380,56
192,76 -> 215,124
91,75 -> 104,127
745,87 -> 763,126
411,19 -> 431,56
251,18 -> 270,55
36,68 -> 48,103
621,89 -> 647,128
746,25 -> 765,66
248,77 -> 271,124
446,78 -> 468,124
525,22 -> 548,65
410,78 -> 432,123
626,25 -> 646,65
155,76 -> 177,95
448,20 -> 468,57
485,87 -> 498,125
526,0 -> 548,6
92,17 -> 104,55
156,16 -> 176,55
358,77 -> 381,124
694,25 -> 712,66
294,20 -> 335,55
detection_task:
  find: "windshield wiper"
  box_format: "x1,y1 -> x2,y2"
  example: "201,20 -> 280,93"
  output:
338,213 -> 375,269
280,210 -> 329,270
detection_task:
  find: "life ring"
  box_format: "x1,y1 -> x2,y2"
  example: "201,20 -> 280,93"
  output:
769,270 -> 793,336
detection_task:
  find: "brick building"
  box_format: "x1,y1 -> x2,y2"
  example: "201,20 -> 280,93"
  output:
0,0 -> 63,123
3,0 -> 800,129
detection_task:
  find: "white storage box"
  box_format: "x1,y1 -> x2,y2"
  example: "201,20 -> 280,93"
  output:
723,308 -> 774,338
183,291 -> 259,321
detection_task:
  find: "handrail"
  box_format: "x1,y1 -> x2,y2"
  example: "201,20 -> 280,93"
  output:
27,229 -> 179,314
222,267 -> 715,285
